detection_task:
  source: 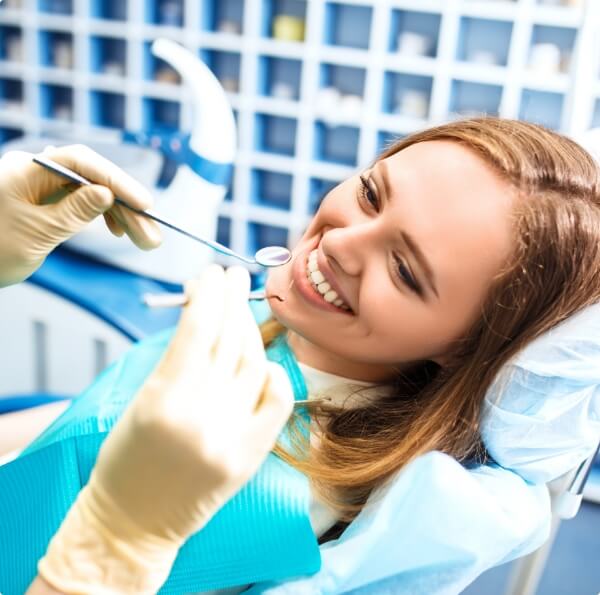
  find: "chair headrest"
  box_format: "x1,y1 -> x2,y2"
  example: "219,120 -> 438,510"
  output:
481,303 -> 600,483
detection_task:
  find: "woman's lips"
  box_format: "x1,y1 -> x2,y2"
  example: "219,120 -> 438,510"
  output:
291,239 -> 354,315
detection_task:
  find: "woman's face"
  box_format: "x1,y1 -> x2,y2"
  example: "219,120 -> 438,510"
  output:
266,140 -> 515,381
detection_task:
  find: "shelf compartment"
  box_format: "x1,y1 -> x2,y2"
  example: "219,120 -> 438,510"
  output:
315,64 -> 366,123
216,216 -> 232,248
255,114 -> 297,156
90,90 -> 125,128
528,25 -> 576,74
389,10 -> 441,57
591,99 -> 600,129
91,0 -> 127,20
40,83 -> 73,121
377,130 -> 402,155
519,88 -> 564,130
450,80 -> 503,117
225,168 -> 235,201
309,177 -> 338,213
143,97 -> 181,131
0,126 -> 24,146
383,72 -> 432,118
264,0 -> 307,41
251,168 -> 292,210
202,50 -> 241,93
145,41 -> 181,84
146,0 -> 184,26
457,17 -> 512,66
0,77 -> 23,114
91,36 -> 127,76
203,0 -> 244,34
39,31 -> 74,69
314,122 -> 359,166
259,56 -> 301,100
38,0 -> 73,15
0,26 -> 22,62
248,222 -> 289,253
324,2 -> 372,50
320,63 -> 365,97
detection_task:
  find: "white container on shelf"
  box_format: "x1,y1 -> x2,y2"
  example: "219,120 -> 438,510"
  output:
395,89 -> 429,119
529,42 -> 562,73
396,31 -> 432,57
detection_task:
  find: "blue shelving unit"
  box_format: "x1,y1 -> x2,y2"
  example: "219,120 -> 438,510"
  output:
143,98 -> 180,131
216,216 -> 232,248
383,72 -> 432,118
314,122 -> 359,166
263,0 -> 307,39
203,0 -> 245,34
324,2 -> 372,49
520,89 -> 564,129
39,30 -> 73,69
146,0 -> 184,26
255,113 -> 297,156
450,80 -> 503,117
0,0 -> 597,268
0,126 -> 23,145
38,0 -> 72,16
40,83 -> 72,121
377,130 -> 402,155
252,169 -> 292,210
0,25 -> 21,61
203,50 -> 241,93
309,177 -> 337,213
389,10 -> 441,57
90,90 -> 125,128
457,17 -> 513,66
260,56 -> 302,100
91,0 -> 127,21
248,221 -> 288,252
90,36 -> 127,76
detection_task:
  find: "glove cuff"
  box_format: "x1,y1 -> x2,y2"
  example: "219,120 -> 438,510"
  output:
38,473 -> 181,594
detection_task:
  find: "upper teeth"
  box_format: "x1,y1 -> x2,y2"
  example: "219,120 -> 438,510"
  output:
306,250 -> 350,310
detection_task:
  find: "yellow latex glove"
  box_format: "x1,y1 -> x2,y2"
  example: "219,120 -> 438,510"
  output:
0,145 -> 162,288
37,266 -> 294,594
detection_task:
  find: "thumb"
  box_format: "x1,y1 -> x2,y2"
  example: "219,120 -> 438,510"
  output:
46,184 -> 114,241
251,362 -> 294,446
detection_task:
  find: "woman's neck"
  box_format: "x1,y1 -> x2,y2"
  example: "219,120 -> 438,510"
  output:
285,330 -> 399,383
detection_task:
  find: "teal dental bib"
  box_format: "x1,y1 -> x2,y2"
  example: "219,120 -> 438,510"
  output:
0,327 -> 320,594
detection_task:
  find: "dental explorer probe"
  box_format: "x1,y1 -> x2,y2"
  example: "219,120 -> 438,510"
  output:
32,155 -> 292,268
142,289 -> 281,308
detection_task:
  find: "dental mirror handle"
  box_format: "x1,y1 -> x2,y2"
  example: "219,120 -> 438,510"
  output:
32,155 -> 257,266
142,289 -> 274,308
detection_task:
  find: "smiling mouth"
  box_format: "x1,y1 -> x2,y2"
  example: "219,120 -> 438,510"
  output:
305,249 -> 352,312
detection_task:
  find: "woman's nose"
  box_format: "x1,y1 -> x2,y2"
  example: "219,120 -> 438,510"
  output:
320,222 -> 376,277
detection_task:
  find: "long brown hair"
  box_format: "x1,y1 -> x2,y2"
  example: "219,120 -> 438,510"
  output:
266,117 -> 600,525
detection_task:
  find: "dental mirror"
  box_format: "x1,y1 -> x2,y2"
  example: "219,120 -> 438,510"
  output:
32,155 -> 293,268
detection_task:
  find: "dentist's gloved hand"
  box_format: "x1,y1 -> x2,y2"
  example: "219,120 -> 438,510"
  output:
0,145 -> 162,288
36,266 -> 294,594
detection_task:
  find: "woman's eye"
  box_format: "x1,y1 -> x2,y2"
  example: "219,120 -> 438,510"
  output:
359,175 -> 379,209
395,257 -> 422,295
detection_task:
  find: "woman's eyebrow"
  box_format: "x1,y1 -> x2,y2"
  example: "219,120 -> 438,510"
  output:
378,160 -> 440,299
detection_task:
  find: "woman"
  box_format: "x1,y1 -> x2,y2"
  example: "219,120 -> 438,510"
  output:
5,117 -> 600,594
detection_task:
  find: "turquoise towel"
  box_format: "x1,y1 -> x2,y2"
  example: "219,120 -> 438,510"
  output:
0,326 -> 320,594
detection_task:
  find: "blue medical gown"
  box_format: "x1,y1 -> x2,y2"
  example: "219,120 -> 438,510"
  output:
250,454 -> 549,594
